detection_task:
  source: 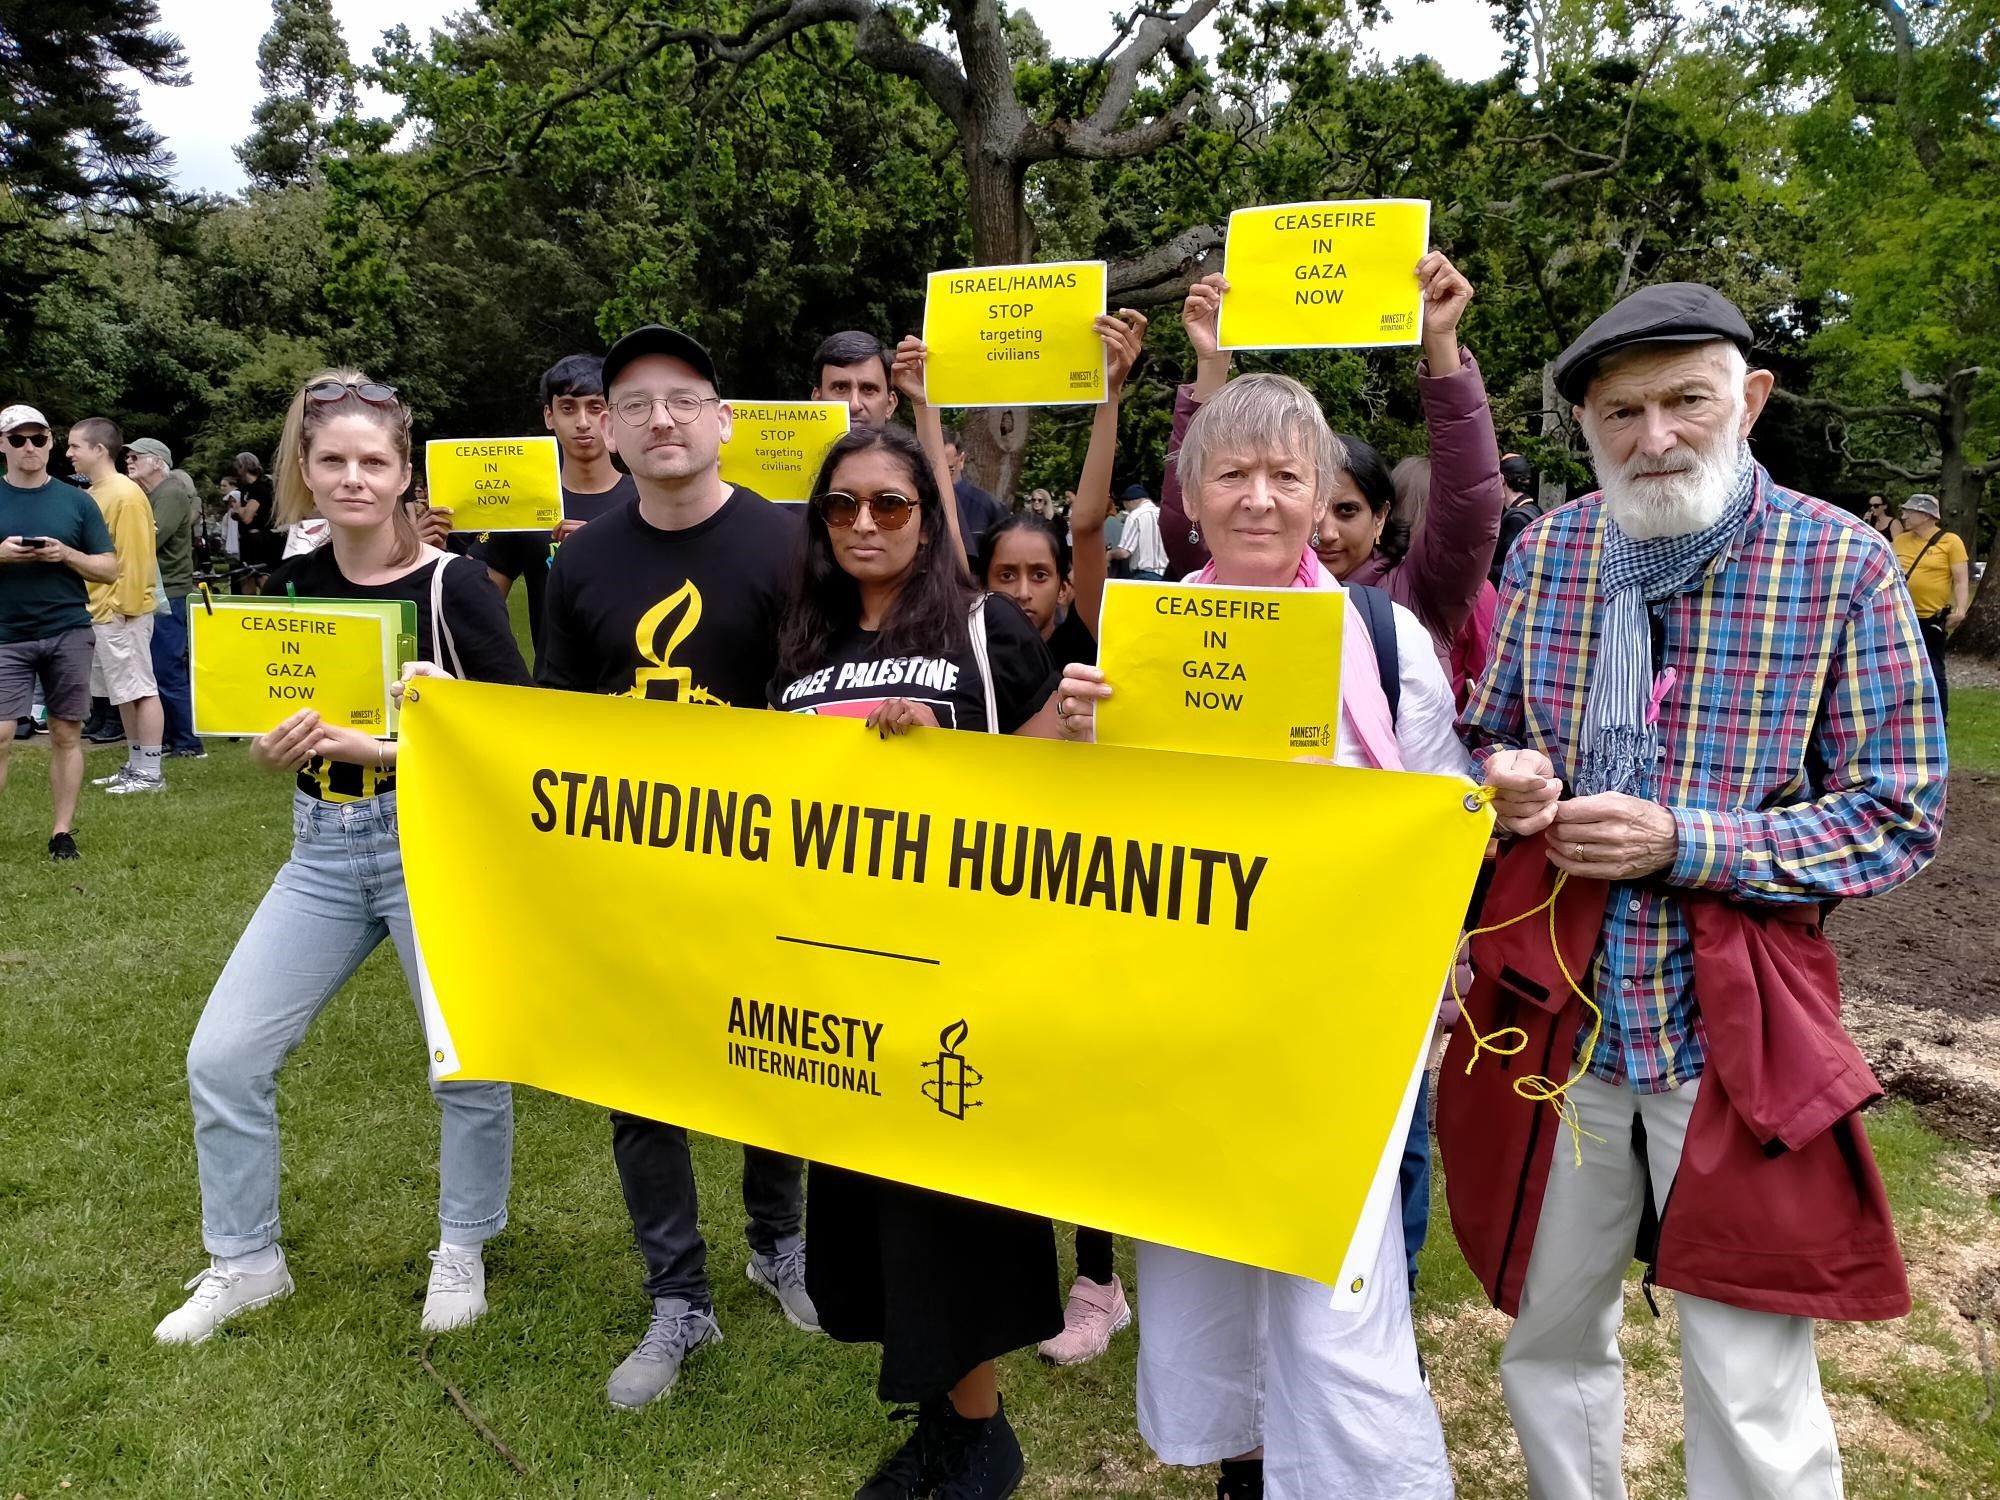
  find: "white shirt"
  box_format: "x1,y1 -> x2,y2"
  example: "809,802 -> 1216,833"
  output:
1120,499 -> 1170,574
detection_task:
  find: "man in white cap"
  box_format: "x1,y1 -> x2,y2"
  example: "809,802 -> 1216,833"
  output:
0,404 -> 118,858
125,437 -> 206,757
1891,492 -> 1970,723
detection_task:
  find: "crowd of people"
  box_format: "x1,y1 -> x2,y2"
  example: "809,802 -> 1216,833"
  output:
0,255 -> 1961,1500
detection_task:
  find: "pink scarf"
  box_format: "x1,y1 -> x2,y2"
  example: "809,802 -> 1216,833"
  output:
1192,550 -> 1403,770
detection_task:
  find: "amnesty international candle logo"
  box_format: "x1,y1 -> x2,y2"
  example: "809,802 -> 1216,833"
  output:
629,581 -> 724,704
921,1020 -> 984,1120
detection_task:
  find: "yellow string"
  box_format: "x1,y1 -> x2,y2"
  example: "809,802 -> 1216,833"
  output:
1450,803 -> 1608,1166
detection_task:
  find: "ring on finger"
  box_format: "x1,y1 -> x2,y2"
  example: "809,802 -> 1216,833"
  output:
1056,696 -> 1070,719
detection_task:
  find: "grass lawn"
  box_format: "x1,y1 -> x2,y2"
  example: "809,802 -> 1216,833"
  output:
1949,681 -> 2000,774
2,691 -> 1996,1497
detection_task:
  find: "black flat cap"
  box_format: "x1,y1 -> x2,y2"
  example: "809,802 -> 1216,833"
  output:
602,325 -> 719,393
1553,283 -> 1753,404
1117,482 -> 1150,502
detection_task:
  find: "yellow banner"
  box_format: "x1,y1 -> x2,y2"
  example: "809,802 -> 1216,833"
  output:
402,680 -> 1489,1283
718,401 -> 851,503
426,437 -> 564,532
190,597 -> 410,738
1095,581 -> 1344,761
1218,200 -> 1430,350
922,261 -> 1107,407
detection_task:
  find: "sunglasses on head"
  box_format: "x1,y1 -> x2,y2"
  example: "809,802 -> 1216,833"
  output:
5,431 -> 49,449
816,490 -> 920,531
306,379 -> 399,407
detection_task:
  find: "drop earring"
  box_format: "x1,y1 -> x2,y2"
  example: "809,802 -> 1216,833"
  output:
1309,527 -> 1321,548
1188,523 -> 1201,544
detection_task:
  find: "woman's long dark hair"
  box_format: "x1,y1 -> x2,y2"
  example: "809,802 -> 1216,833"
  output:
778,425 -> 975,678
1334,432 -> 1404,562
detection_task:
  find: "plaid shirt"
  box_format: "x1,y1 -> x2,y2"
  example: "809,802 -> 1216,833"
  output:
1461,466 -> 1946,1093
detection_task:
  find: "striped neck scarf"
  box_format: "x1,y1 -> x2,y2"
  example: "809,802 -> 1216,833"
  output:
1577,449 -> 1756,797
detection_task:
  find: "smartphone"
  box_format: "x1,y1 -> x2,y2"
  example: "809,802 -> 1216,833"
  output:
21,536 -> 55,549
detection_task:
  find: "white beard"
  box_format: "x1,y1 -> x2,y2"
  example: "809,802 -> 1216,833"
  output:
1586,405 -> 1746,541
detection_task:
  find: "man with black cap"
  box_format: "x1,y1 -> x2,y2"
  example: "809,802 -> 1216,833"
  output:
536,325 -> 816,1410
1107,481 -> 1167,582
1449,283 -> 1945,1498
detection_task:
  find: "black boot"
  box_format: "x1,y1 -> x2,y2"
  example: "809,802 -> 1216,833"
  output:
1216,1457 -> 1264,1499
933,1395 -> 1022,1500
82,696 -> 121,743
856,1399 -> 945,1500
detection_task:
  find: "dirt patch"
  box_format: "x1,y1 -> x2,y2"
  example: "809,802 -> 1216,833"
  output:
1833,775 -> 2000,1144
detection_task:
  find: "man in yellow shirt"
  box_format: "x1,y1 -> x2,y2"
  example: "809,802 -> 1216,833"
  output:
1892,492 -> 1971,723
66,417 -> 166,792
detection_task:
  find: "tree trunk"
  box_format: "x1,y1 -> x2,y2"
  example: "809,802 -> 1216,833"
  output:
1936,370 -> 1980,549
955,134 -> 1032,503
1957,526 -> 2000,660
1537,361 -> 1574,507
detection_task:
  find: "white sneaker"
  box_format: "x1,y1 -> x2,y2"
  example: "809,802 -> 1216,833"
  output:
421,1245 -> 487,1332
104,772 -> 165,795
154,1253 -> 295,1345
91,766 -> 133,786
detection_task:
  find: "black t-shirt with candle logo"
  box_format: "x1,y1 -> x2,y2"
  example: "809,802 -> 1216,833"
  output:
768,593 -> 1057,733
537,484 -> 801,707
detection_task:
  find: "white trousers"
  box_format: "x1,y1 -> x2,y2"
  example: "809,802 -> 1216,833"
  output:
1498,1073 -> 1845,1499
1136,1212 -> 1453,1500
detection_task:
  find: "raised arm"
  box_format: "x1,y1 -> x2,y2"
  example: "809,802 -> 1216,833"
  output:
1070,310 -> 1148,638
1399,252 -> 1502,643
892,336 -> 969,578
1161,273 -> 1232,577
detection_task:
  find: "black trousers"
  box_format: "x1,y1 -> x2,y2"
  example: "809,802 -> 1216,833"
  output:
1921,615 -> 1951,724
610,1111 -> 804,1306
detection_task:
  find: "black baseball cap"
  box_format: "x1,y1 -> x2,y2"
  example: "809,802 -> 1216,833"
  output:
601,325 -> 719,393
1117,482 -> 1151,502
1553,283 -> 1754,404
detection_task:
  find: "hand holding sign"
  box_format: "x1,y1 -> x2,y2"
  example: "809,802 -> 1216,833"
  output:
1182,272 -> 1228,359
892,335 -> 930,407
1098,309 -> 1149,397
1416,251 -> 1473,372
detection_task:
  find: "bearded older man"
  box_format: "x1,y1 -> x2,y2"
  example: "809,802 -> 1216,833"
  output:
1443,284 -> 1945,1500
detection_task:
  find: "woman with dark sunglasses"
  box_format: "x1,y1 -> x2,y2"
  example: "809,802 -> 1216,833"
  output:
152,370 -> 531,1348
769,419 -> 1062,1500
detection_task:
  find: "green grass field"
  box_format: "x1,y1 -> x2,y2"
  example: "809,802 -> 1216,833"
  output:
3,689 -> 1996,1497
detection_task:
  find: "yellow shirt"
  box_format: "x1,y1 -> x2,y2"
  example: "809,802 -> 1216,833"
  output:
1893,527 -> 1967,618
86,473 -> 158,622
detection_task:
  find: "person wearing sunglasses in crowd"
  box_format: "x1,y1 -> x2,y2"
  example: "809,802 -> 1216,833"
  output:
152,372 -> 531,1347
0,403 -> 118,860
771,398 -> 1085,1497
533,326 -> 822,1411
1053,372 -> 1466,1500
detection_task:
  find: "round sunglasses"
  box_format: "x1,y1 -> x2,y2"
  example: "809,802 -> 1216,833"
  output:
306,379 -> 400,406
815,490 -> 920,530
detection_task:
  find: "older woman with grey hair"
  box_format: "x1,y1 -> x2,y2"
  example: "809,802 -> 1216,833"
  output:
1054,373 -> 1464,1500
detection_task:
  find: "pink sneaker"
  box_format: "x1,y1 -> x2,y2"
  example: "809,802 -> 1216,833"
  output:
1038,1275 -> 1131,1366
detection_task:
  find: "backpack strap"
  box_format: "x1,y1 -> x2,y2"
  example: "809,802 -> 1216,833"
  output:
968,594 -> 999,733
1347,583 -> 1400,725
429,551 -> 467,679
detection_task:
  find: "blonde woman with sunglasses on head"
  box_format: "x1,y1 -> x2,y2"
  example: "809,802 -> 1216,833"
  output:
153,372 -> 532,1347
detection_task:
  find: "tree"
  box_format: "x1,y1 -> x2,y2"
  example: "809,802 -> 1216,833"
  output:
0,0 -> 186,369
342,0 -> 1347,494
237,0 -> 359,191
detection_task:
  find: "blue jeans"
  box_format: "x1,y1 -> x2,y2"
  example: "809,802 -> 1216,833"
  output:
185,791 -> 512,1256
1127,568 -> 1166,583
1398,1070 -> 1431,1292
151,595 -> 202,753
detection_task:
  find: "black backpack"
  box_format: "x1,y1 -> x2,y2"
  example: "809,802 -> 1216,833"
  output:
1347,582 -> 1401,725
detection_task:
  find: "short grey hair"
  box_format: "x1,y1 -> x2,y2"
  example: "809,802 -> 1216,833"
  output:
1177,373 -> 1348,516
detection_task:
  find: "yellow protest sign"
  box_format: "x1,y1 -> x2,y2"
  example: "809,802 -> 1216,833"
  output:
190,596 -> 412,738
425,437 -> 564,532
922,261 -> 1107,407
1218,200 -> 1430,350
718,401 -> 851,503
401,679 -> 1490,1283
1095,581 -> 1344,761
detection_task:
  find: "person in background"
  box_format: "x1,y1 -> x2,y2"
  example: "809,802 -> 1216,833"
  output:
68,417 -> 166,794
941,423 -> 1008,560
1491,453 -> 1544,583
771,421 -> 1064,1500
471,353 -> 636,670
811,331 -> 900,428
1054,372 -> 1463,1500
1863,493 -> 1901,540
1107,482 -> 1168,582
125,438 -> 206,758
230,452 -> 280,579
1892,492 -> 1970,723
153,369 -> 530,1348
0,403 -> 117,859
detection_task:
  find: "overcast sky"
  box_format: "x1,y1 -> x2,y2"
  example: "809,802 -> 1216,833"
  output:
133,0 -> 1511,196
